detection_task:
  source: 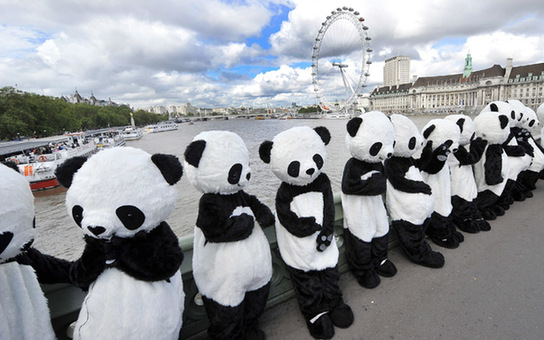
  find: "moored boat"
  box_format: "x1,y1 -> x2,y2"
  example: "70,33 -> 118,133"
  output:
0,133 -> 96,191
86,128 -> 126,150
143,122 -> 178,133
121,126 -> 143,141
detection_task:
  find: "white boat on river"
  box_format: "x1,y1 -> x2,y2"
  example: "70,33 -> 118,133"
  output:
143,121 -> 178,133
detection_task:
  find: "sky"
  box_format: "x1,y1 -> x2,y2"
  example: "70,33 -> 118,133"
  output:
0,0 -> 543,110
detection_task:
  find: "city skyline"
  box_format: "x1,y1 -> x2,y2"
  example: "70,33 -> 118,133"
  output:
1,0 -> 543,109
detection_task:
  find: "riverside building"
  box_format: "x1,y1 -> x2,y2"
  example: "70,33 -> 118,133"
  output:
370,54 -> 544,114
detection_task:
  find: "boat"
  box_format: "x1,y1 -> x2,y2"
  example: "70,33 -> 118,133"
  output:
143,122 -> 178,133
121,126 -> 143,141
86,128 -> 126,150
0,133 -> 96,191
322,112 -> 353,119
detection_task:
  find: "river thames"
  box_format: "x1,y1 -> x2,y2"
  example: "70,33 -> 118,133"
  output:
33,115 -> 442,260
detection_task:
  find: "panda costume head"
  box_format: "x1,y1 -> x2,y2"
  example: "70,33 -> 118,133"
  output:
507,99 -> 541,132
482,101 -> 521,128
0,163 -> 35,263
421,119 -> 460,154
259,126 -> 330,186
55,147 -> 183,240
389,114 -> 423,158
346,111 -> 394,163
473,111 -> 510,144
184,130 -> 251,195
443,114 -> 476,147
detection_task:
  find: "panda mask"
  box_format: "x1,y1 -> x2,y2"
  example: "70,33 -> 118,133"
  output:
346,111 -> 395,163
259,126 -> 330,186
55,147 -> 182,240
473,112 -> 510,145
184,130 -> 251,195
0,163 -> 35,263
389,114 -> 423,158
444,114 -> 476,147
421,119 -> 461,155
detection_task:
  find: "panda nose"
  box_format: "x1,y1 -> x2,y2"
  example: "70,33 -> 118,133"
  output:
386,152 -> 392,159
88,226 -> 106,236
306,168 -> 315,176
246,173 -> 251,181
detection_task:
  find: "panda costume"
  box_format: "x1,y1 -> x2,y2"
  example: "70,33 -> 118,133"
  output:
509,101 -> 544,192
417,119 -> 464,249
0,162 -> 72,340
55,147 -> 185,340
260,126 -> 353,340
472,111 -> 511,221
384,114 -> 445,268
443,114 -> 490,233
537,103 -> 544,148
184,131 -> 274,340
341,111 -> 397,289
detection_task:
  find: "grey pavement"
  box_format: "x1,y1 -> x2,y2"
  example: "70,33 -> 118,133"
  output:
260,185 -> 544,340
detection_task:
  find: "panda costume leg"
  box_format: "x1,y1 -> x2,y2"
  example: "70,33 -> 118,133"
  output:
243,282 -> 271,339
344,229 -> 380,289
371,233 -> 397,277
202,296 -> 245,340
392,219 -> 445,268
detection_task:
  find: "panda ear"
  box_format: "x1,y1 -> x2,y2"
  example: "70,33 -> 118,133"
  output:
184,140 -> 206,168
490,103 -> 499,112
499,115 -> 509,129
1,161 -> 19,172
259,140 -> 273,164
347,117 -> 362,137
151,154 -> 183,185
314,126 -> 331,145
422,124 -> 435,139
55,156 -> 88,188
456,118 -> 465,133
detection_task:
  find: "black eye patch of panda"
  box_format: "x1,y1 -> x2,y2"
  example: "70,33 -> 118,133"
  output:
0,232 -> 14,255
72,205 -> 84,228
313,154 -> 324,170
408,137 -> 416,150
529,120 -> 535,127
116,206 -> 145,230
370,142 -> 383,156
288,161 -> 300,177
228,163 -> 243,185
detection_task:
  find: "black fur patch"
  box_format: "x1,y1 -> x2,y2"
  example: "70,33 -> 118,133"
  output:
288,161 -> 300,177
228,163 -> 243,184
409,137 -> 416,150
0,231 -> 14,255
184,140 -> 206,168
511,111 -> 516,120
370,142 -> 383,156
490,103 -> 499,112
313,154 -> 324,170
456,118 -> 465,133
423,124 -> 435,139
72,205 -> 84,227
499,115 -> 509,129
314,126 -> 331,145
259,140 -> 273,164
55,156 -> 88,188
116,205 -> 146,230
347,118 -> 362,137
151,153 -> 183,185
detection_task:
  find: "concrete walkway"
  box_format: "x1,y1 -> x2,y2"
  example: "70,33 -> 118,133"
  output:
259,185 -> 544,340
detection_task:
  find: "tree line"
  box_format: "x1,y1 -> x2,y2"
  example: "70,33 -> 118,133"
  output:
0,86 -> 167,141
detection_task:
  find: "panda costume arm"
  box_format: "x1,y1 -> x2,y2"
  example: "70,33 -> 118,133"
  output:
453,137 -> 487,165
416,140 -> 452,174
317,173 -> 335,251
196,192 -> 255,243
384,157 -> 432,194
502,132 -> 526,157
17,247 -> 72,284
275,183 -> 322,238
483,145 -> 505,186
242,192 -> 275,227
70,236 -> 108,291
110,221 -> 183,282
341,158 -> 386,196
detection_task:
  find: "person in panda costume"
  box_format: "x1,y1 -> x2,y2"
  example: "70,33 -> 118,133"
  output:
482,101 -> 532,206
183,131 -> 275,340
417,119 -> 464,249
0,162 -> 71,340
259,126 -> 354,340
55,147 -> 185,340
472,111 -> 511,221
537,103 -> 544,148
384,114 -> 445,268
341,111 -> 397,289
509,101 -> 544,192
443,114 -> 490,233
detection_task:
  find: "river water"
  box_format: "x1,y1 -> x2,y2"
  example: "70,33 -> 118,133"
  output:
33,115 -> 439,260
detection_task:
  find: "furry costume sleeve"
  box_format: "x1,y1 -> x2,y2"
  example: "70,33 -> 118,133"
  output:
18,247 -> 72,284
484,145 -> 504,186
197,192 -> 254,243
242,192 -> 275,227
341,158 -> 386,196
416,141 -> 452,174
384,157 -> 432,194
454,137 -> 487,165
70,236 -> 108,291
502,132 -> 526,157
